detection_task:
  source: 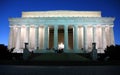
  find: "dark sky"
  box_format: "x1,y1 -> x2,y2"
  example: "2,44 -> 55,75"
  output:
0,0 -> 120,45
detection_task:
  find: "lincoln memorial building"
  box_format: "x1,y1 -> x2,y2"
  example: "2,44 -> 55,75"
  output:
8,10 -> 115,53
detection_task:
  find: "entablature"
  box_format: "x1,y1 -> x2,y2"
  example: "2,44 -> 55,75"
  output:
9,17 -> 115,26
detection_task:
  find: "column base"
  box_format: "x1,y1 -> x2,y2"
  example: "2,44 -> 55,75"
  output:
12,49 -> 87,53
33,49 -> 85,53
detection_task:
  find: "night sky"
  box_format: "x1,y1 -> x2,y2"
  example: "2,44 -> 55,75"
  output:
0,0 -> 120,45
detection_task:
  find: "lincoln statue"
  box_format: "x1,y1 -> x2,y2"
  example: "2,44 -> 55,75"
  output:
8,10 -> 115,53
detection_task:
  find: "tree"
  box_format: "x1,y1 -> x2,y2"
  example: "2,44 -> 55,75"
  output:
104,45 -> 120,60
0,44 -> 13,60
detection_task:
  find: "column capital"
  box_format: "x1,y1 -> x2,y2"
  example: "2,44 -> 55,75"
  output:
101,26 -> 106,28
30,25 -> 35,27
44,25 -> 48,28
104,25 -> 113,27
109,25 -> 114,27
83,26 -> 88,29
54,25 -> 58,29
73,25 -> 78,28
92,25 -> 97,27
34,26 -> 39,29
34,26 -> 39,28
64,25 -> 68,28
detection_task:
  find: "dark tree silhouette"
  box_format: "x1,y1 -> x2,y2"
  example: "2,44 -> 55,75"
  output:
104,45 -> 120,60
0,44 -> 13,60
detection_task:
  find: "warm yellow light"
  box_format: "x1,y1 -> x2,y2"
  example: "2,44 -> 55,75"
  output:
58,42 -> 64,49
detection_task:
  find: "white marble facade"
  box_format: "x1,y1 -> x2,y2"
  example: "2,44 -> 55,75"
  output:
8,10 -> 115,53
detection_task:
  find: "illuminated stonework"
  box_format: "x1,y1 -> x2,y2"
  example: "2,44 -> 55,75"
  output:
22,10 -> 101,17
58,42 -> 64,50
8,10 -> 115,53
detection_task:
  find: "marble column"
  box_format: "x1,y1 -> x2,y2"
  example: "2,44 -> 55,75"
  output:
93,26 -> 96,43
26,26 -> 30,49
54,25 -> 58,49
20,26 -> 27,49
105,26 -> 110,46
83,26 -> 87,52
8,26 -> 14,49
39,27 -> 43,49
99,27 -> 102,49
80,26 -> 84,49
44,26 -> 49,49
73,25 -> 78,52
14,27 -> 18,48
29,26 -> 36,49
48,27 -> 49,49
110,26 -> 115,45
12,26 -> 15,48
64,25 -> 68,51
35,26 -> 39,49
15,26 -> 21,50
20,26 -> 22,49
14,26 -> 19,49
102,26 -> 106,50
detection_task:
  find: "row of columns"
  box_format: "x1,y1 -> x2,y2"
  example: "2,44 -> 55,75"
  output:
8,25 -> 114,53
